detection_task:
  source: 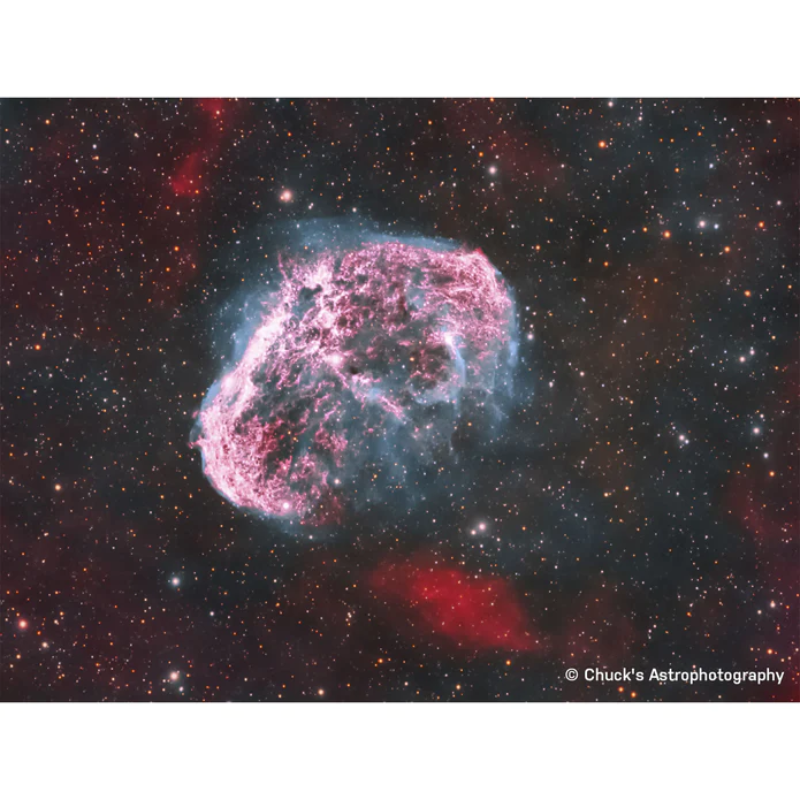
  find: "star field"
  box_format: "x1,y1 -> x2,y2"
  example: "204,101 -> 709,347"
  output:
1,98 -> 797,701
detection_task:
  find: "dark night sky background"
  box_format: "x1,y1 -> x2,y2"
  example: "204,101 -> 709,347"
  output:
1,98 -> 797,701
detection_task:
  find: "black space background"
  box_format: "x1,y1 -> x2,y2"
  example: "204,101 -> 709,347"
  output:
1,99 -> 797,701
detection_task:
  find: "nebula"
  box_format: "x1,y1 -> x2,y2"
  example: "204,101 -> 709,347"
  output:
193,241 -> 517,525
369,554 -> 538,652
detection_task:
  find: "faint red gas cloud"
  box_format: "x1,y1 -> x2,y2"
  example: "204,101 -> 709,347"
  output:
169,99 -> 232,197
368,552 -> 540,653
726,369 -> 798,547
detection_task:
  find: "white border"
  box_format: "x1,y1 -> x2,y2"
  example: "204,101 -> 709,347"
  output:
1,1 -> 798,97
0,704 -> 797,798
1,3 -> 798,797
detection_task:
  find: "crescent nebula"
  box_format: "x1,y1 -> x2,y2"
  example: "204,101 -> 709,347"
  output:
194,241 -> 518,525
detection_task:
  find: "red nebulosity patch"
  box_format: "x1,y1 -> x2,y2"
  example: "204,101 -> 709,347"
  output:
369,554 -> 537,652
170,149 -> 205,197
727,472 -> 786,541
197,97 -> 227,118
726,373 -> 798,546
726,469 -> 799,602
169,99 -> 231,197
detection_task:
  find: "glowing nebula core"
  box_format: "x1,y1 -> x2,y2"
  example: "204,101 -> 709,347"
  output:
194,241 -> 517,525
